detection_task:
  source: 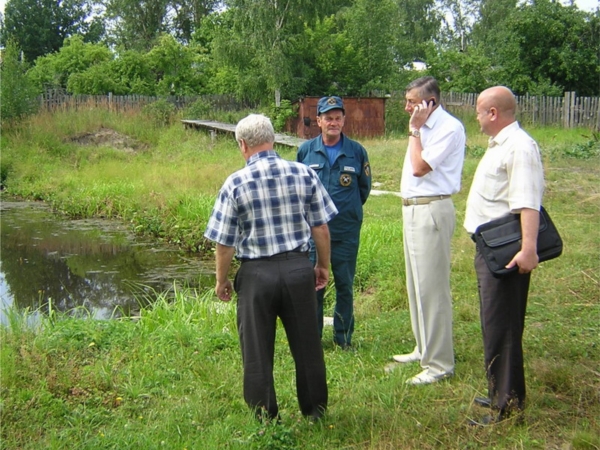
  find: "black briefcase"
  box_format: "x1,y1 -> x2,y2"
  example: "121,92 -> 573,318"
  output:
474,206 -> 563,277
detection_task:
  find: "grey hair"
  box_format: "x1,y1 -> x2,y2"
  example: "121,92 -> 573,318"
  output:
235,114 -> 275,148
406,76 -> 441,103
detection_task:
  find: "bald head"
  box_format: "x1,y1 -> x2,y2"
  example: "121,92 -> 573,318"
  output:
476,86 -> 518,137
479,86 -> 516,116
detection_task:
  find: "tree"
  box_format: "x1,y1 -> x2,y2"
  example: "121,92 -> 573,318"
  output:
0,40 -> 40,121
103,0 -> 170,51
2,0 -> 103,63
498,0 -> 599,95
425,46 -> 501,93
470,0 -> 517,54
27,35 -> 113,91
170,0 -> 221,43
213,0 -> 351,102
290,16 -> 360,97
341,0 -> 398,94
146,34 -> 208,95
393,0 -> 442,63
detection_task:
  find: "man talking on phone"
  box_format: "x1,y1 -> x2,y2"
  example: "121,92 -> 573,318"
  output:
390,76 -> 466,385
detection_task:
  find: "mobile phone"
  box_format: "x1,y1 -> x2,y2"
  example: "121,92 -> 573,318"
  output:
429,99 -> 437,107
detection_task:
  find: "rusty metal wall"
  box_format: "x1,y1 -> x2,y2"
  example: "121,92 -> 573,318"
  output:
286,97 -> 387,139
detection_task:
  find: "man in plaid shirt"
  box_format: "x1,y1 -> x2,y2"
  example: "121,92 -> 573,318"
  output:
204,114 -> 337,421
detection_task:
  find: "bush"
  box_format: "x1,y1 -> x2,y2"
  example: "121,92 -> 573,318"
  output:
142,99 -> 177,126
563,137 -> 600,159
0,159 -> 12,189
385,93 -> 409,135
184,98 -> 213,120
270,100 -> 296,132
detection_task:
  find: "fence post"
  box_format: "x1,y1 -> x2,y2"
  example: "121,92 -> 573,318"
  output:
596,97 -> 600,131
569,92 -> 576,129
563,91 -> 570,128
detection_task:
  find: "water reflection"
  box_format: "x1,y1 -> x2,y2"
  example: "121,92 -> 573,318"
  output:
0,201 -> 215,323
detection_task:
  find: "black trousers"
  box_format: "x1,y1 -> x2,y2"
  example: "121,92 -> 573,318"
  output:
234,251 -> 327,419
475,250 -> 530,415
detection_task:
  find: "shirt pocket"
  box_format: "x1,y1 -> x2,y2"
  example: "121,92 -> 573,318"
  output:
308,163 -> 324,173
481,169 -> 506,201
338,166 -> 358,188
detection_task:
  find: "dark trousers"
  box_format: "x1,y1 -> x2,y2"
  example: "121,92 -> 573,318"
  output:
234,252 -> 327,419
475,250 -> 530,416
311,238 -> 359,346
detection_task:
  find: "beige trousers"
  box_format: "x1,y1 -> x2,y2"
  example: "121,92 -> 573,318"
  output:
402,198 -> 455,376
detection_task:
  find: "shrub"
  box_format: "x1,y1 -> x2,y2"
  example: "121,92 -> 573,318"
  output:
184,98 -> 213,120
142,99 -> 176,126
563,137 -> 600,159
270,100 -> 296,132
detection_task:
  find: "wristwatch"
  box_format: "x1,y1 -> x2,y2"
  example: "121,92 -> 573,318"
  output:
409,129 -> 421,138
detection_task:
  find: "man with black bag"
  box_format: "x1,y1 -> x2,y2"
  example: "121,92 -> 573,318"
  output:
464,86 -> 545,425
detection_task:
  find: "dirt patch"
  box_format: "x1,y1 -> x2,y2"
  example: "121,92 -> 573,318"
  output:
69,128 -> 147,153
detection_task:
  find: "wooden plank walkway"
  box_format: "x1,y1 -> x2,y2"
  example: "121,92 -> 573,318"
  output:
181,119 -> 306,148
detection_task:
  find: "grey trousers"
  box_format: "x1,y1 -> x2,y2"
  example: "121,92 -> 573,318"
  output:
475,250 -> 530,415
234,251 -> 327,419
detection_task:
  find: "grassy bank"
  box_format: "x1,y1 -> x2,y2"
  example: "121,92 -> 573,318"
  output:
1,110 -> 599,449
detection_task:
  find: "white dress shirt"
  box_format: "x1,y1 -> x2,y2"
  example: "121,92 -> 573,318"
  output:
464,121 -> 545,234
401,106 -> 466,198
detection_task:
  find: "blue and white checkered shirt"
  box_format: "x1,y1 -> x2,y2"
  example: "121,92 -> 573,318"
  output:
204,150 -> 338,259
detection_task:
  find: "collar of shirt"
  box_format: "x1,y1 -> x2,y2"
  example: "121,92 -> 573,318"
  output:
423,105 -> 445,130
488,121 -> 520,148
246,149 -> 278,165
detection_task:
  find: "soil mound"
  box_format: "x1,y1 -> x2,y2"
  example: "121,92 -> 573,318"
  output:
69,128 -> 147,153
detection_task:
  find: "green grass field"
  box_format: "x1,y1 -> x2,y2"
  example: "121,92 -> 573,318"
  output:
1,109 -> 598,449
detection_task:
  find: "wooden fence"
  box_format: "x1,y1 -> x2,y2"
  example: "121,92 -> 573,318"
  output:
38,92 -> 254,114
39,91 -> 599,130
441,91 -> 599,130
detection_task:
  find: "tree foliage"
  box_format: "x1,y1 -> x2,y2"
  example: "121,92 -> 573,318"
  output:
2,0 -> 103,63
27,35 -> 113,91
499,0 -> 599,95
103,0 -> 222,50
1,41 -> 40,121
14,0 -> 599,101
103,0 -> 169,51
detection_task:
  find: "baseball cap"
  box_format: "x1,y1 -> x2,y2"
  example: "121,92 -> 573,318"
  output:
317,96 -> 345,115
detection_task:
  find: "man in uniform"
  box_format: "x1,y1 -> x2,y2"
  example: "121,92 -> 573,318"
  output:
297,96 -> 371,350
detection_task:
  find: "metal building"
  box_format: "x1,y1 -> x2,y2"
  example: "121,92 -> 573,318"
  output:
285,96 -> 388,139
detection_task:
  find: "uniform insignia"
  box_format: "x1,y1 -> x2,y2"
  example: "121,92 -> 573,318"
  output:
340,174 -> 352,187
364,162 -> 371,177
343,166 -> 356,172
327,97 -> 337,105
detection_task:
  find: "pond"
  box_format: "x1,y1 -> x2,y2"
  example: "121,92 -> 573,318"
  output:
0,201 -> 216,324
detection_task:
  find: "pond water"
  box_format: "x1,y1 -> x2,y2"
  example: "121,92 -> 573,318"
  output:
0,201 -> 216,324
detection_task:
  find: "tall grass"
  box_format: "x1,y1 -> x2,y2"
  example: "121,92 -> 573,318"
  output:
1,109 -> 599,449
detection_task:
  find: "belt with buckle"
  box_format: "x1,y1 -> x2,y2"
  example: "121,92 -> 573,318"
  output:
401,195 -> 451,206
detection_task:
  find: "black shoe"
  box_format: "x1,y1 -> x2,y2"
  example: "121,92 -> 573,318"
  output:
467,414 -> 498,427
336,342 -> 355,351
474,396 -> 492,408
468,412 -> 524,427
